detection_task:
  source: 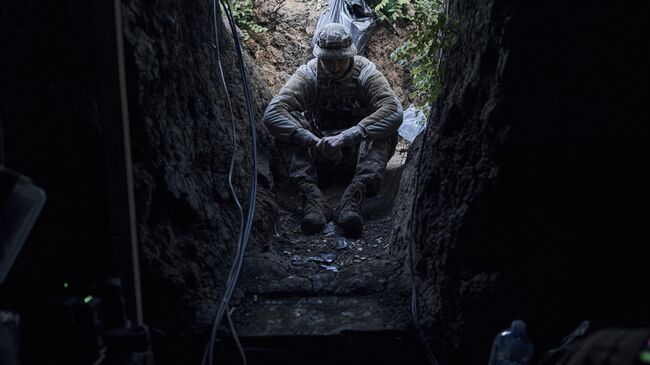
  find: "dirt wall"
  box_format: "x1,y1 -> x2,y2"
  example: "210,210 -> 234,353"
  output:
122,2 -> 277,341
1,1 -> 278,361
246,0 -> 413,104
391,1 -> 650,363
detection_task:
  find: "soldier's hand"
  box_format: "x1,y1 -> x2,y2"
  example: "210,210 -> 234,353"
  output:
308,136 -> 322,148
306,136 -> 321,158
316,135 -> 345,162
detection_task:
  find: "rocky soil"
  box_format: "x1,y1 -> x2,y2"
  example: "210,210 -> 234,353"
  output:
122,1 -> 279,338
245,0 -> 413,104
233,152 -> 410,336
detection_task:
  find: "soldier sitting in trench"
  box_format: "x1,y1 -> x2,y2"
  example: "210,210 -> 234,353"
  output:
263,23 -> 403,236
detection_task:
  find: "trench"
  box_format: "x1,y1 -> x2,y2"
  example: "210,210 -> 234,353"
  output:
201,1 -> 429,362
218,151 -> 418,363
1,0 -> 649,364
185,0 -> 432,361
232,151 -> 409,335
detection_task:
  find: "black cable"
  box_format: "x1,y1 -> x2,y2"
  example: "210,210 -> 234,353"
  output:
221,0 -> 258,322
203,0 -> 243,361
218,8 -> 247,364
204,0 -> 247,363
202,0 -> 258,363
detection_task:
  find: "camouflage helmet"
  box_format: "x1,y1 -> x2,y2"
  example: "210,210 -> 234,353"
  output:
313,23 -> 357,60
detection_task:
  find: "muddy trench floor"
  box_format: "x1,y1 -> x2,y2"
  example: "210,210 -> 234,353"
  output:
231,152 -> 411,336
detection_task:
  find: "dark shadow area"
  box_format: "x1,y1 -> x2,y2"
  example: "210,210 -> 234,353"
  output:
390,1 -> 650,363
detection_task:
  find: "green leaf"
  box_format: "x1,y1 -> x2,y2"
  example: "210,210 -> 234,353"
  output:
226,0 -> 267,38
391,0 -> 453,106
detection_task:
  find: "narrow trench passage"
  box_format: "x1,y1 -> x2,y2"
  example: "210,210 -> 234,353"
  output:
233,151 -> 411,337
224,0 -> 418,342
2,0 -> 648,363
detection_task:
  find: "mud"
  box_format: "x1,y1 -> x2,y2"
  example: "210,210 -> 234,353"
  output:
233,152 -> 411,335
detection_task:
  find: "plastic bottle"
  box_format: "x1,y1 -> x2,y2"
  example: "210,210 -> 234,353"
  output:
488,320 -> 534,365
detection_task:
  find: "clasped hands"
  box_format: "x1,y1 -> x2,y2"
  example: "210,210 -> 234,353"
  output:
312,134 -> 345,163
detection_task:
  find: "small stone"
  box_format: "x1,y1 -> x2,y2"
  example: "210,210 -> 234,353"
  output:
308,253 -> 336,264
323,222 -> 337,236
320,264 -> 339,272
334,237 -> 349,250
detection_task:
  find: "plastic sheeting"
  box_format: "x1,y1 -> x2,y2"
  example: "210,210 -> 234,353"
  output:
397,104 -> 427,143
311,0 -> 378,55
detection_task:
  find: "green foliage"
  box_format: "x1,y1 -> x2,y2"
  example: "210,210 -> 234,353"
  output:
390,0 -> 452,112
226,0 -> 268,40
367,0 -> 410,22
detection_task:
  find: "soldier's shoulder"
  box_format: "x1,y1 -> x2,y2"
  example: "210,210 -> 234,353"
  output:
354,56 -> 380,84
306,57 -> 318,68
354,55 -> 374,68
296,58 -> 318,81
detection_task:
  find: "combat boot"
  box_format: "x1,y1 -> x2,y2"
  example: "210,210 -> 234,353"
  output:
335,182 -> 366,237
299,182 -> 329,234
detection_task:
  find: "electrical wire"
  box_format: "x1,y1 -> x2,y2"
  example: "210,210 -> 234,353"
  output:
204,0 -> 246,362
227,306 -> 247,365
406,1 -> 450,364
202,0 -> 241,361
202,0 -> 258,363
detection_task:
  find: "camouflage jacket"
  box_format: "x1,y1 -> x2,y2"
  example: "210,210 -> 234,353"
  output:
263,56 -> 403,148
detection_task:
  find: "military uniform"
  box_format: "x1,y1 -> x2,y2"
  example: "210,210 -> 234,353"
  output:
264,56 -> 402,195
263,23 -> 403,235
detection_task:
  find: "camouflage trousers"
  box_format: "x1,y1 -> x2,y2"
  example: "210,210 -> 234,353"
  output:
277,131 -> 398,197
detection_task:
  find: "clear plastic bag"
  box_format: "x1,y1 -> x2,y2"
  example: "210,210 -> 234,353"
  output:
398,104 -> 427,143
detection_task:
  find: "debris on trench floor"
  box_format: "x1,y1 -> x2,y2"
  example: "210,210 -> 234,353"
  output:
231,154 -> 411,336
229,1 -> 415,337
